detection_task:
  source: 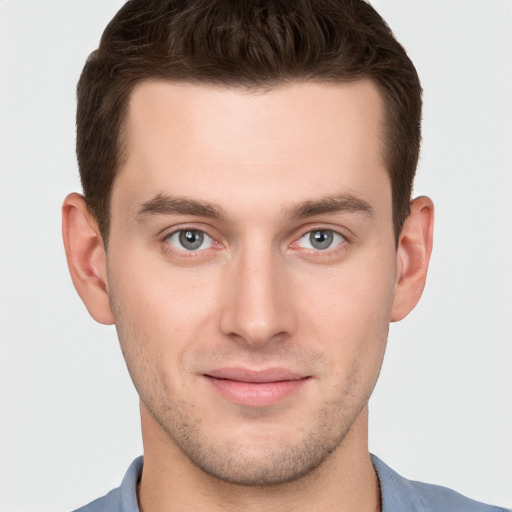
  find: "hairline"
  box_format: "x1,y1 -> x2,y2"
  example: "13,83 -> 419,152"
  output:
98,75 -> 396,247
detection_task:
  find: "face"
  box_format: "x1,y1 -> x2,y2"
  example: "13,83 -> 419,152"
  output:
106,80 -> 397,485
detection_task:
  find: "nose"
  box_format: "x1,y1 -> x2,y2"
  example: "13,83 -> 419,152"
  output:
219,246 -> 296,347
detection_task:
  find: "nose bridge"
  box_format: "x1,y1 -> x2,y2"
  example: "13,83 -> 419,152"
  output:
219,241 -> 294,346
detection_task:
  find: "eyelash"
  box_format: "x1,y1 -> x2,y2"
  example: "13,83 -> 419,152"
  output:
159,227 -> 221,261
291,228 -> 348,255
160,226 -> 349,258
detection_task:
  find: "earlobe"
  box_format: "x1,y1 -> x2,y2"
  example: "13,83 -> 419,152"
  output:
62,193 -> 115,325
390,196 -> 434,322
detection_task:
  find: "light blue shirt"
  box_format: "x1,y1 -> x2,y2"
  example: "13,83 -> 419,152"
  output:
74,455 -> 509,512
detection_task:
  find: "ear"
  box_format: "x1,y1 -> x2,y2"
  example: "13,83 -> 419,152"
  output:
390,196 -> 434,322
62,193 -> 114,325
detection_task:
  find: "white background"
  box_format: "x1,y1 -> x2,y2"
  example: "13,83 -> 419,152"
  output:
0,1 -> 511,511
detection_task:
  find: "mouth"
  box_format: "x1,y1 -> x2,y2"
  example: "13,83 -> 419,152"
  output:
203,368 -> 310,407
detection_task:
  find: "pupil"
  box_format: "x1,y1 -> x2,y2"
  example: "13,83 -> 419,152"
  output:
179,230 -> 203,250
310,230 -> 333,250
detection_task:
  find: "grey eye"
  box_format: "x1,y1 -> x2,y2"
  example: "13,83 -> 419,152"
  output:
298,229 -> 344,250
310,230 -> 333,249
166,230 -> 213,251
179,230 -> 204,250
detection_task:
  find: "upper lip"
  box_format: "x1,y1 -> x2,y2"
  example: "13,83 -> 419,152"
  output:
204,367 -> 307,383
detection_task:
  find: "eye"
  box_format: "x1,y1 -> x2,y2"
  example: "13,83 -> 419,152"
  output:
297,229 -> 345,250
165,229 -> 213,251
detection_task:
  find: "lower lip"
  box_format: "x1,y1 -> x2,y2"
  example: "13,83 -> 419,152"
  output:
205,376 -> 309,407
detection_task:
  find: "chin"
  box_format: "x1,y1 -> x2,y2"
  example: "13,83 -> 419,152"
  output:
163,420 -> 347,487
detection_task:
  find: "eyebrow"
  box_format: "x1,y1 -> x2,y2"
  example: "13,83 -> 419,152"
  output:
287,194 -> 374,219
136,194 -> 225,220
135,192 -> 374,222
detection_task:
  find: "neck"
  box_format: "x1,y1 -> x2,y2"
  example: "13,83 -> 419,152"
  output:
137,403 -> 380,512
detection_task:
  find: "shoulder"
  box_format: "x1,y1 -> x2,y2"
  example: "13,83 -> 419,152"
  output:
72,457 -> 143,512
371,454 -> 509,512
73,487 -> 122,512
406,479 -> 509,512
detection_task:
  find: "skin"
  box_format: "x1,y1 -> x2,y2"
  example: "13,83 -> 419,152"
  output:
63,80 -> 433,512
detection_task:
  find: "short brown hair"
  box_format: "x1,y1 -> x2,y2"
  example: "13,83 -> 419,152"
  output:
77,0 -> 422,242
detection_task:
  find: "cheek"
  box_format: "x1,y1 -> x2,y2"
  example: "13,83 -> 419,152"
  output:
297,251 -> 396,328
294,251 -> 395,378
107,249 -> 223,363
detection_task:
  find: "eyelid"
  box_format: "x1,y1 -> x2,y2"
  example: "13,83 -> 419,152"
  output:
158,223 -> 350,255
159,222 -> 216,240
289,226 -> 350,255
160,225 -> 222,255
299,229 -> 344,248
165,229 -> 213,251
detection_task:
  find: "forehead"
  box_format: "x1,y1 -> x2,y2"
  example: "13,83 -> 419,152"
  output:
114,79 -> 389,219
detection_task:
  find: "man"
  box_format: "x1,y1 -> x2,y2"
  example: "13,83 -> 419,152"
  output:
61,1 -> 507,511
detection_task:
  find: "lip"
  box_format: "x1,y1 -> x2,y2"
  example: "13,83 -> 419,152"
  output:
203,367 -> 309,406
